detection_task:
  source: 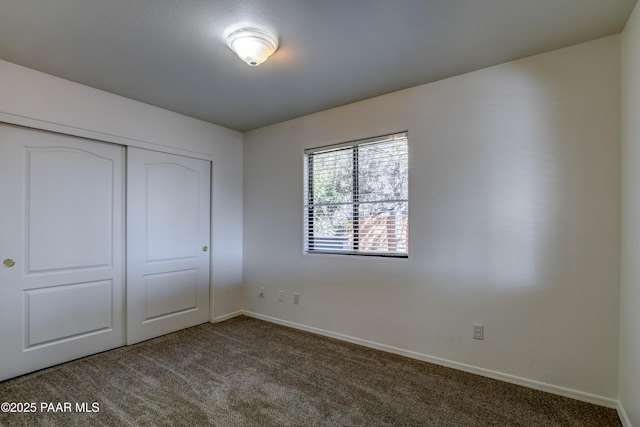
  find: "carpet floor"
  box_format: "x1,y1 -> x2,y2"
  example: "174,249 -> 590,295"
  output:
0,315 -> 621,426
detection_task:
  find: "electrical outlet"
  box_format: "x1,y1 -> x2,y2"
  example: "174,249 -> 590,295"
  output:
259,287 -> 265,298
293,293 -> 299,304
473,324 -> 484,340
278,290 -> 284,301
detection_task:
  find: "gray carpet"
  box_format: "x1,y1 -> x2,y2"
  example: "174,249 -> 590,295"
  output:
0,315 -> 621,426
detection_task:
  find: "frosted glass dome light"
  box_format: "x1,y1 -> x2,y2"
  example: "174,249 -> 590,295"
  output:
226,28 -> 279,67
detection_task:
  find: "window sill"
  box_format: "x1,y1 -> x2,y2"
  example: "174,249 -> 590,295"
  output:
303,251 -> 408,261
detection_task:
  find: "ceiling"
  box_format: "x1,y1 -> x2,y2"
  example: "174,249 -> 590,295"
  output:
0,0 -> 636,132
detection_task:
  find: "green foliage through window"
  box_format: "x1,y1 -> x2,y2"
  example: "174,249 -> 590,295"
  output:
304,132 -> 408,257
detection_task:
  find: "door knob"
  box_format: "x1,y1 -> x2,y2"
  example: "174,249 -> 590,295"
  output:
3,259 -> 15,268
202,246 -> 208,252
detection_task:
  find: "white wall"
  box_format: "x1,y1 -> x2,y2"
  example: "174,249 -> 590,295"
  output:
0,59 -> 244,319
621,1 -> 640,424
244,36 -> 621,404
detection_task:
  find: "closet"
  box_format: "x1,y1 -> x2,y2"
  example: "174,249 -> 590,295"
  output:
126,147 -> 210,345
0,124 -> 211,381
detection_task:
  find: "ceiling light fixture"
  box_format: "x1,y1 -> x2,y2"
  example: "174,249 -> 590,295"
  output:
226,28 -> 279,67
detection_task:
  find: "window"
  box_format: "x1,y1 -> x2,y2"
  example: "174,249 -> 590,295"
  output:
304,132 -> 408,257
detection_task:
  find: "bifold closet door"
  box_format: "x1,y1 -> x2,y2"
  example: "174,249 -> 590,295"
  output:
0,124 -> 125,381
126,148 -> 211,345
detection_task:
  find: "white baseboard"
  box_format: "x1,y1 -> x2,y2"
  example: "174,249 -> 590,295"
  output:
242,310 -> 618,409
212,310 -> 243,323
618,401 -> 632,427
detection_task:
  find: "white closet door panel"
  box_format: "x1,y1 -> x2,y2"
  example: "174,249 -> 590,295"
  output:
27,148 -> 114,272
144,269 -> 198,319
0,124 -> 125,381
146,164 -> 200,261
127,147 -> 210,344
26,279 -> 113,346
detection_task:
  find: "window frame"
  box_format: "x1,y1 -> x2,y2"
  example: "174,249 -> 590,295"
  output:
304,132 -> 409,258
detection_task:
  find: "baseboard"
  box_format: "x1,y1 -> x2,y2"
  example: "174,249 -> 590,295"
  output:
618,401 -> 632,427
212,310 -> 243,323
242,310 -> 618,409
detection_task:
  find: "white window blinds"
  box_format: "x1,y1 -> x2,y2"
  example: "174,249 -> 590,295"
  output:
304,132 -> 408,257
